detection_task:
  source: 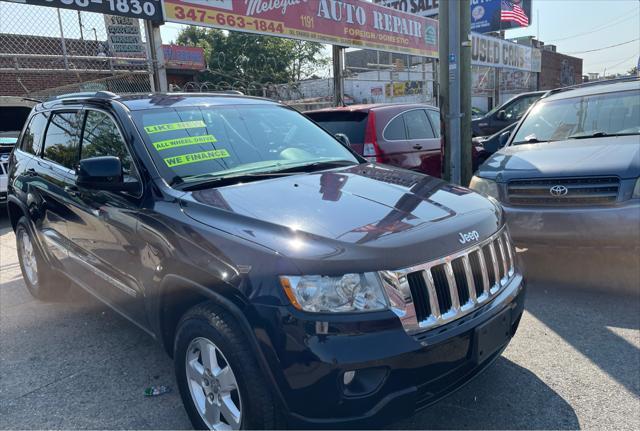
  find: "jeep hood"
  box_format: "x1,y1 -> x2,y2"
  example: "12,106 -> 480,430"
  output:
179,165 -> 502,273
478,136 -> 640,182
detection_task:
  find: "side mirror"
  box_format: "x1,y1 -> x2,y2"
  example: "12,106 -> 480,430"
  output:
498,131 -> 511,148
77,156 -> 133,192
335,133 -> 351,147
496,110 -> 507,121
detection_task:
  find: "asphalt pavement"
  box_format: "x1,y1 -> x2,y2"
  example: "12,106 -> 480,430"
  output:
1,211 -> 639,430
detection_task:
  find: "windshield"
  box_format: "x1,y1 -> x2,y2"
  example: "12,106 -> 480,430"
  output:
133,104 -> 359,185
512,89 -> 640,145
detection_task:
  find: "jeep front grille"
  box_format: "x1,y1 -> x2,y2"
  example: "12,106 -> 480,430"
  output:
381,227 -> 515,334
507,177 -> 620,206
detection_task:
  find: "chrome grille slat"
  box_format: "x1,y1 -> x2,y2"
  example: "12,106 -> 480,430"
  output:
390,227 -> 516,334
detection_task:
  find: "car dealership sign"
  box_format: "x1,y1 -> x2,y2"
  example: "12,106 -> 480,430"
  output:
3,0 -> 163,22
472,32 -> 541,72
162,0 -> 439,57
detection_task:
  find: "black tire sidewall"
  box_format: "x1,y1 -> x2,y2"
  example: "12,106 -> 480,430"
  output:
174,314 -> 269,430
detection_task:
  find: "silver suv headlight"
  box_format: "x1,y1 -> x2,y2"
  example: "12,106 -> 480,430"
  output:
469,176 -> 500,200
633,178 -> 640,198
279,273 -> 388,313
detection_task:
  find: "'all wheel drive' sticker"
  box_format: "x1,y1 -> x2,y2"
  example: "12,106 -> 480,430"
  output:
164,149 -> 230,167
153,135 -> 218,151
144,120 -> 206,134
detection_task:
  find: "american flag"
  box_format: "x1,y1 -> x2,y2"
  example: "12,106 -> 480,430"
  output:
501,0 -> 529,27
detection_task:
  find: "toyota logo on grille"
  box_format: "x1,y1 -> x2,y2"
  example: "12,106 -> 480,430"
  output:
550,185 -> 569,197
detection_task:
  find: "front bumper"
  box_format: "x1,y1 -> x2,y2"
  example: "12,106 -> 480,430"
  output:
503,201 -> 640,249
253,273 -> 526,427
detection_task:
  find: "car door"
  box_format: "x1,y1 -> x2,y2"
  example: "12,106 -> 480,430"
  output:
63,108 -> 147,325
29,110 -> 82,266
403,109 -> 441,177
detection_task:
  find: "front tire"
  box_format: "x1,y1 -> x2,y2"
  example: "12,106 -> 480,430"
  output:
174,302 -> 283,430
15,216 -> 67,301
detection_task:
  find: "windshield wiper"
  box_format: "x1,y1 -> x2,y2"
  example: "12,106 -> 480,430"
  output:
269,159 -> 357,173
568,131 -> 640,139
513,136 -> 547,145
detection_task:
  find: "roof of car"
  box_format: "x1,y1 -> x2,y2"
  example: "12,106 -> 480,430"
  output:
40,92 -> 281,111
542,78 -> 639,103
305,102 -> 437,114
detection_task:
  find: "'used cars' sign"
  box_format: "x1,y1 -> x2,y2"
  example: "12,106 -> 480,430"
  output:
471,32 -> 541,72
162,0 -> 439,58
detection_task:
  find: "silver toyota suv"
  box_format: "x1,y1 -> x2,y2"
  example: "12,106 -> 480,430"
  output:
469,78 -> 640,285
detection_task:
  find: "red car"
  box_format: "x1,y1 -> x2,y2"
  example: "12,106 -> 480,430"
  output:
306,103 -> 445,177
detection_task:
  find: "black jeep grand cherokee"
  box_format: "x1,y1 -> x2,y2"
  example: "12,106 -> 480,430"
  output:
7,92 -> 525,429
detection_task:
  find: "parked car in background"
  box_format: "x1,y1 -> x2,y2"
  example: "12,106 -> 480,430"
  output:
305,104 -> 444,177
472,123 -> 518,170
472,106 -> 487,120
472,91 -> 545,137
8,92 -> 525,429
1,96 -> 37,204
470,78 -> 640,282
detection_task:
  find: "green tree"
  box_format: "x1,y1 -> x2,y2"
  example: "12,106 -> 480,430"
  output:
175,26 -> 328,87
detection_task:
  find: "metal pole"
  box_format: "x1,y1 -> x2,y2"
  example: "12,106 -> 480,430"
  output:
439,0 -> 450,180
449,0 -> 462,185
332,45 -> 344,106
144,20 -> 168,92
78,11 -> 84,41
57,9 -> 69,70
460,0 -> 472,185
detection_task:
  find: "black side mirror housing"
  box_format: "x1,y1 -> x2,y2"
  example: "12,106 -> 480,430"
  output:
335,133 -> 351,148
77,156 -> 133,192
496,110 -> 507,121
498,131 -> 511,148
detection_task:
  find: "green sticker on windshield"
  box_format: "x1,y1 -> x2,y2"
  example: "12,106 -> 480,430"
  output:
164,149 -> 230,168
153,135 -> 217,151
144,120 -> 206,134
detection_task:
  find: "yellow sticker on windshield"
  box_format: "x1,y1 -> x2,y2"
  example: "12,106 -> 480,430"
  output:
164,149 -> 230,168
153,135 -> 217,151
144,120 -> 206,134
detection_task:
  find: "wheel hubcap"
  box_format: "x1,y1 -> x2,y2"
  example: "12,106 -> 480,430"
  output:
186,337 -> 242,430
19,229 -> 38,286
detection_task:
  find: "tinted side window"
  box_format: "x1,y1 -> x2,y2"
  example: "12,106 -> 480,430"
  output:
426,110 -> 441,138
20,113 -> 48,155
81,110 -> 133,173
43,112 -> 81,169
404,110 -> 435,139
384,115 -> 406,140
505,95 -> 539,119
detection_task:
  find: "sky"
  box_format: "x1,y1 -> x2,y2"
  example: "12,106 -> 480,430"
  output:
160,0 -> 640,77
503,0 -> 640,75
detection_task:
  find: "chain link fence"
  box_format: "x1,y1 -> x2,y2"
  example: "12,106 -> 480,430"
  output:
0,1 -> 152,97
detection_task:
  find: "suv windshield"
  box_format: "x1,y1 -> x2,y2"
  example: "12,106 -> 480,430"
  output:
512,89 -> 640,145
133,104 -> 359,185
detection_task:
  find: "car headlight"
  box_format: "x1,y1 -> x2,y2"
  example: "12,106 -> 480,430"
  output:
279,273 -> 388,313
469,176 -> 500,199
633,178 -> 640,198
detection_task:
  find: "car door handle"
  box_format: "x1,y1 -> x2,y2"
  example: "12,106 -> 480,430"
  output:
64,185 -> 80,196
413,144 -> 423,150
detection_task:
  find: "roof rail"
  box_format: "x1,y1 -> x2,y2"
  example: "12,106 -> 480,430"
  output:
542,75 -> 639,98
50,91 -> 119,102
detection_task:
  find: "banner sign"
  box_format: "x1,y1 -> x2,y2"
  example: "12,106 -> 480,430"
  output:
471,0 -> 532,33
162,45 -> 206,70
373,0 -> 439,17
104,15 -> 145,58
162,0 -> 439,58
3,0 -> 163,23
471,32 -> 540,72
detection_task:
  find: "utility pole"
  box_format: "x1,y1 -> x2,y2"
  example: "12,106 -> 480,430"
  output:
439,0 -> 450,181
144,20 -> 168,92
460,0 -> 472,185
440,0 -> 472,185
332,45 -> 345,106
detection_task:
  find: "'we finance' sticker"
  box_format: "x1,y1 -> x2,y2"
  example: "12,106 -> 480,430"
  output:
164,149 -> 230,168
